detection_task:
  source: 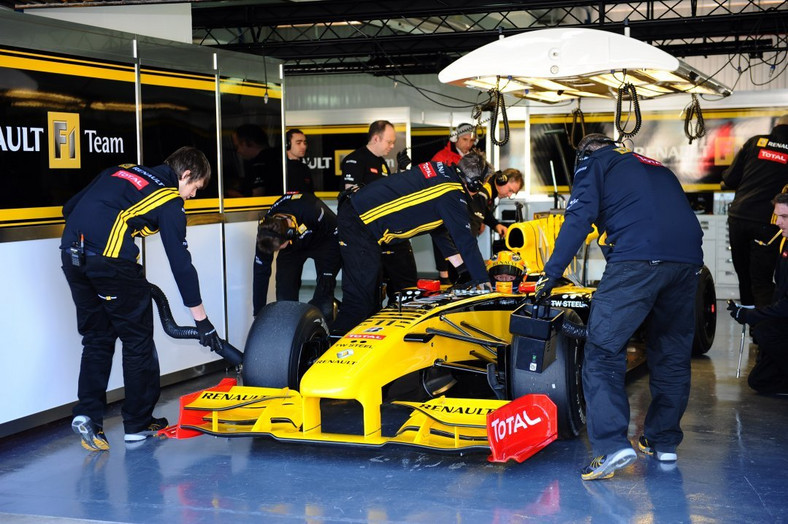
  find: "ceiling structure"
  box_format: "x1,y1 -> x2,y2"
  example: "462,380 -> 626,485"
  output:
5,0 -> 788,77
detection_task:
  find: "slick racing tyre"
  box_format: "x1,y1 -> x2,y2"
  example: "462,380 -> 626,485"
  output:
509,308 -> 586,439
242,301 -> 330,388
692,265 -> 716,356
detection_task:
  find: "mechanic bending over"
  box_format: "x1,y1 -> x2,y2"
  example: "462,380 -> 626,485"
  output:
253,192 -> 341,321
60,146 -> 224,452
535,133 -> 703,480
438,167 -> 524,284
342,120 -> 418,302
431,123 -> 478,284
728,191 -> 788,395
332,152 -> 493,335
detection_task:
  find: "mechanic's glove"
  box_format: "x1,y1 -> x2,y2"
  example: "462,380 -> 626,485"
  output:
727,300 -> 754,325
453,264 -> 470,285
534,274 -> 556,303
196,317 -> 222,350
396,149 -> 411,171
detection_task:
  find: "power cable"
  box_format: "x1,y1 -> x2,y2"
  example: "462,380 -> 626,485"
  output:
615,83 -> 641,139
683,93 -> 706,144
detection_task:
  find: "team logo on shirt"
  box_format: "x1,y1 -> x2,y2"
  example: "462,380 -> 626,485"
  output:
758,148 -> 788,164
632,153 -> 663,167
419,162 -> 437,178
757,137 -> 769,147
112,170 -> 149,189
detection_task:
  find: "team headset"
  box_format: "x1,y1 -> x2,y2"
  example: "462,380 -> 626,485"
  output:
450,123 -> 475,143
574,136 -> 618,170
494,170 -> 508,186
458,163 -> 490,193
285,128 -> 303,152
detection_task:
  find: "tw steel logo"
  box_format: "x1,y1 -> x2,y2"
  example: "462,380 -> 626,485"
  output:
48,112 -> 81,169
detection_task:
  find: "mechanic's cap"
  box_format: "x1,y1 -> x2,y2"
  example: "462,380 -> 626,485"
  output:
485,250 -> 526,282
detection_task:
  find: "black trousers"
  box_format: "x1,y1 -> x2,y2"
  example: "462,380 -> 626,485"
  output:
728,217 -> 780,307
61,250 -> 160,433
381,240 -> 418,302
333,203 -> 387,334
583,261 -> 698,456
276,239 -> 341,318
749,317 -> 788,394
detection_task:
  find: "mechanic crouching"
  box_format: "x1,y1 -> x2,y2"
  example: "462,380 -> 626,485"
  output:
728,191 -> 788,395
536,133 -> 704,480
331,152 -> 493,335
253,193 -> 341,321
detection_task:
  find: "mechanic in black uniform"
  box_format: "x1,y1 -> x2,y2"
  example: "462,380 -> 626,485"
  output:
536,134 -> 703,480
253,193 -> 340,320
475,168 -> 524,238
285,128 -> 315,193
728,191 -> 788,395
341,120 -> 418,301
60,146 -> 223,451
722,114 -> 788,308
332,152 -> 492,335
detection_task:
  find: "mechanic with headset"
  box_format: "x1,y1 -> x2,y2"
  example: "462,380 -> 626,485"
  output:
253,192 -> 341,321
60,146 -> 222,451
476,168 -> 524,238
341,120 -> 418,302
432,122 -> 477,165
722,114 -> 788,309
536,133 -> 703,481
285,128 -> 315,193
332,152 -> 493,335
728,191 -> 788,395
430,123 -> 479,283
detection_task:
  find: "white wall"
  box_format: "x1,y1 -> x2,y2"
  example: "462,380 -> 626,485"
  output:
28,3 -> 193,44
0,222 -> 237,428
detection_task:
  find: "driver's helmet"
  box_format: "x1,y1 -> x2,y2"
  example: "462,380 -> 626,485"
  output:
486,250 -> 526,283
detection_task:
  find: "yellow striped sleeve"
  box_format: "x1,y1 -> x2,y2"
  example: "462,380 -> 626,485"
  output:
380,220 -> 444,244
359,183 -> 462,224
103,188 -> 180,257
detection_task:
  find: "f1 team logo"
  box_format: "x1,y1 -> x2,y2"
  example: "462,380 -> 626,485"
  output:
48,112 -> 81,169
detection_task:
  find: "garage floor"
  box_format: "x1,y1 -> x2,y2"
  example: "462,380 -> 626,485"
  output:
1,301 -> 786,524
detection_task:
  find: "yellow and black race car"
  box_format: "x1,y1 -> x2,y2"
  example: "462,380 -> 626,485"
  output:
161,213 -> 716,462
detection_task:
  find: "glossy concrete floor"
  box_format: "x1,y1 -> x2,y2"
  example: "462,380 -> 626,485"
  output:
1,302 -> 787,524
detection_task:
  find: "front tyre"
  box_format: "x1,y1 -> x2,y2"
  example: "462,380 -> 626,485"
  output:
509,308 -> 586,439
242,301 -> 329,388
692,265 -> 716,356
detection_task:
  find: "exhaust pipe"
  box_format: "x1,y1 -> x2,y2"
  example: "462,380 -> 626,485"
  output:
149,284 -> 243,367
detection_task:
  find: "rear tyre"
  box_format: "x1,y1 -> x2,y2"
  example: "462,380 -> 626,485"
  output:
692,265 -> 716,356
509,308 -> 586,439
242,301 -> 329,388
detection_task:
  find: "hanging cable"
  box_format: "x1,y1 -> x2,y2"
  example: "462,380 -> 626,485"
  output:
683,93 -> 706,144
615,82 -> 641,139
565,99 -> 586,149
488,81 -> 509,146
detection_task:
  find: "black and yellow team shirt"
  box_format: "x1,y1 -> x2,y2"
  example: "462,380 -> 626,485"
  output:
349,161 -> 488,282
723,124 -> 788,224
60,163 -> 202,308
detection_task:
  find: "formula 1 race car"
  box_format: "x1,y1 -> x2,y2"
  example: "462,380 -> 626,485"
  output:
163,212 -> 716,462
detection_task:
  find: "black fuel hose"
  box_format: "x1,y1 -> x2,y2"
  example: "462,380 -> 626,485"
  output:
149,284 -> 243,367
561,318 -> 587,341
